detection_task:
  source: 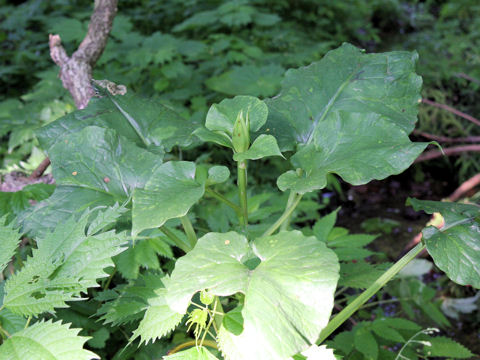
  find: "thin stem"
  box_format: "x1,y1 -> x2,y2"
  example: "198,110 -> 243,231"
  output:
0,324 -> 11,338
358,297 -> 413,311
200,297 -> 217,347
160,226 -> 192,253
181,215 -> 197,250
262,193 -> 303,237
168,340 -> 218,355
280,191 -> 297,231
205,188 -> 242,215
317,242 -> 426,344
103,268 -> 116,290
237,160 -> 248,228
25,316 -> 32,329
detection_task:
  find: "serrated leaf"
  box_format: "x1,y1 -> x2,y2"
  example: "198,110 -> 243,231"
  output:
371,322 -> 404,342
132,161 -> 205,236
233,135 -> 283,161
162,231 -> 339,360
131,277 -> 184,345
354,327 -> 378,360
266,43 -> 428,193
0,216 -> 21,273
0,320 -> 99,360
339,262 -> 391,289
0,183 -> 55,219
407,198 -> 480,288
0,308 -> 27,335
423,336 -> 474,358
4,208 -> 127,316
20,126 -> 160,236
114,238 -> 169,280
37,91 -> 197,152
312,209 -> 339,242
163,346 -> 219,359
97,272 -> 164,326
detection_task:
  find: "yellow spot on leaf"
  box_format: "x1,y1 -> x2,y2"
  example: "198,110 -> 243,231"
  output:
225,240 -> 230,245
72,171 -> 78,176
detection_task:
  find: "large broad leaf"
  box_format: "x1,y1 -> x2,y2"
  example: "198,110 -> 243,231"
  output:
19,126 -> 161,236
4,207 -> 127,316
132,161 -> 205,236
158,231 -> 339,360
0,320 -> 99,360
37,89 -> 198,152
0,217 -> 21,273
265,43 -> 428,193
407,198 -> 480,288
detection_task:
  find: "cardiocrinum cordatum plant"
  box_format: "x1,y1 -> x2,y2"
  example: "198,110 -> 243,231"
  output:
0,43 -> 478,359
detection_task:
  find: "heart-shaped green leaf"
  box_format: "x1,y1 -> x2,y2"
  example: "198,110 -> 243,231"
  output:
159,231 -> 339,360
265,43 -> 428,193
407,198 -> 480,288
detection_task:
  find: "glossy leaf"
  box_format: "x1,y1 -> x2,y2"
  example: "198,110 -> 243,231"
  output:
20,126 -> 161,236
132,161 -> 205,236
0,320 -> 99,360
159,231 -> 338,360
264,43 -> 428,193
407,198 -> 480,288
37,90 -> 198,152
206,166 -> 230,185
233,135 -> 283,161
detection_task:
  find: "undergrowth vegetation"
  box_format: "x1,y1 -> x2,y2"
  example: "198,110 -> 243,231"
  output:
0,1 -> 479,359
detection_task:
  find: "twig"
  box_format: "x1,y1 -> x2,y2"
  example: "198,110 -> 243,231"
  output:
413,130 -> 480,144
28,157 -> 51,180
421,98 -> 480,127
455,72 -> 480,85
414,145 -> 480,163
449,173 -> 480,202
35,1 -> 118,179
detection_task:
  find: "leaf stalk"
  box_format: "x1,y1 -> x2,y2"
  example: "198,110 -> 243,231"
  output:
318,242 -> 426,343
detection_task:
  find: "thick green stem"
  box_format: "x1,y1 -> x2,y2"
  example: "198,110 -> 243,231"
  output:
205,188 -> 242,215
280,191 -> 297,231
237,160 -> 248,227
318,242 -> 426,343
160,226 -> 192,253
181,215 -> 197,249
262,193 -> 303,237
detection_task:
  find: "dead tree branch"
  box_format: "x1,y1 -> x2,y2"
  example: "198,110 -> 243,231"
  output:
49,0 -> 118,109
28,0 -> 118,180
421,98 -> 480,127
414,145 -> 480,163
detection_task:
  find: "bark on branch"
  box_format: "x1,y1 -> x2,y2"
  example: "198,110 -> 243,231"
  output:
29,0 -> 118,180
49,0 -> 118,109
